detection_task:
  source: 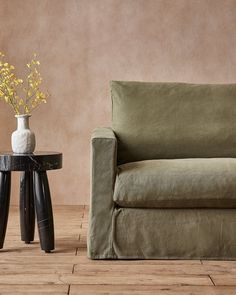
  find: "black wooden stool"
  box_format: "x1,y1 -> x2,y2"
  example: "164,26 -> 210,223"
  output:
0,152 -> 62,253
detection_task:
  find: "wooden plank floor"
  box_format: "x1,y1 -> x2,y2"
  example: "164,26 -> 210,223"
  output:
0,205 -> 235,294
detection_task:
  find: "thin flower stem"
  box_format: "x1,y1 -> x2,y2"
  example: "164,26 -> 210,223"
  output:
0,87 -> 18,114
25,87 -> 38,104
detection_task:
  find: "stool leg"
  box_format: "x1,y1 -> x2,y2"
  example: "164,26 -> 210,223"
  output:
20,171 -> 35,243
33,171 -> 54,252
0,171 -> 11,249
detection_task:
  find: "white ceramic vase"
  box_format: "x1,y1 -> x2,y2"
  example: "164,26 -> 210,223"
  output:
11,114 -> 36,154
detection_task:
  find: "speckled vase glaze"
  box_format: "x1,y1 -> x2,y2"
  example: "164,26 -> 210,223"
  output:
11,114 -> 36,154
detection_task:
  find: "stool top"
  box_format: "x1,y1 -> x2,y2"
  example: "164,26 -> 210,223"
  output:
0,152 -> 62,171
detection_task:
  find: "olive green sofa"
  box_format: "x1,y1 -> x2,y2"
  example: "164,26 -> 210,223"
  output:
88,81 -> 236,260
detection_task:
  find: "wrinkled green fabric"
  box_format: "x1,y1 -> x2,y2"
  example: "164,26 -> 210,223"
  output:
111,81 -> 236,164
88,127 -> 117,259
113,208 -> 236,259
114,158 -> 236,208
88,81 -> 236,260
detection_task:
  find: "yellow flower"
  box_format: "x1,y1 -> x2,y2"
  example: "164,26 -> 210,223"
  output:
18,99 -> 24,105
0,52 -> 49,114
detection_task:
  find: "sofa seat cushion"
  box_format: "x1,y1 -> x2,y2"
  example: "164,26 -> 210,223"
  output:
113,158 -> 236,208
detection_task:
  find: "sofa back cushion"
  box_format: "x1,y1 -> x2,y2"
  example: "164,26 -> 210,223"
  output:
111,81 -> 236,164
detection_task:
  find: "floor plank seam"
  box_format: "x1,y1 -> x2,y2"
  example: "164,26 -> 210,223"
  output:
72,264 -> 76,274
208,275 -> 216,286
67,284 -> 71,295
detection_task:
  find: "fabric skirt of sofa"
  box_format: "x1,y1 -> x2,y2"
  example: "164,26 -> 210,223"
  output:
112,208 -> 236,260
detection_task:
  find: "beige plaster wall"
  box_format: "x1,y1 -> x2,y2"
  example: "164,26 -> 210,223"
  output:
0,0 -> 236,205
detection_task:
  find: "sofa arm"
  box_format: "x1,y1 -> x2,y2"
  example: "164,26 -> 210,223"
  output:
88,127 -> 117,259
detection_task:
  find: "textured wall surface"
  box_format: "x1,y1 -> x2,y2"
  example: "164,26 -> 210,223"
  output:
0,0 -> 236,204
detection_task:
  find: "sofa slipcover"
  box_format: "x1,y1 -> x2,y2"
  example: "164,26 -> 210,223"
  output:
114,158 -> 236,208
88,81 -> 236,260
113,208 -> 236,259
